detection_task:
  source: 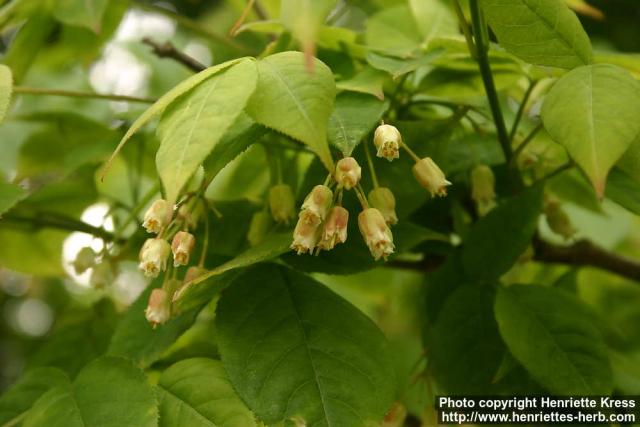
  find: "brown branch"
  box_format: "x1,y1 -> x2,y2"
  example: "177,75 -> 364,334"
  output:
533,236 -> 640,282
142,38 -> 206,72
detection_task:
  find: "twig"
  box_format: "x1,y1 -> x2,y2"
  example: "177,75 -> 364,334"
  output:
12,86 -> 155,103
511,122 -> 543,166
533,236 -> 640,282
2,212 -> 121,242
132,0 -> 254,54
509,80 -> 537,142
142,38 -> 206,72
452,0 -> 477,59
469,0 -> 512,163
534,161 -> 574,183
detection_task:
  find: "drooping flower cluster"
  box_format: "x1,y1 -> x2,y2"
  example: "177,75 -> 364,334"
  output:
291,156 -> 396,260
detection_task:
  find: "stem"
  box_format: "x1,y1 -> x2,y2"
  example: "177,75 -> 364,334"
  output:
229,0 -> 255,36
355,184 -> 369,209
509,80 -> 537,143
469,0 -> 512,162
142,38 -> 206,72
13,86 -> 155,103
198,199 -> 210,267
452,0 -> 477,59
535,161 -> 574,183
363,141 -> 380,188
132,0 -> 253,55
3,212 -> 119,242
511,122 -> 543,166
401,141 -> 421,163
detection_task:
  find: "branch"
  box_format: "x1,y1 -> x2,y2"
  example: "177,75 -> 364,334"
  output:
12,87 -> 155,103
142,38 -> 206,72
533,236 -> 640,282
2,212 -> 121,242
469,0 -> 512,163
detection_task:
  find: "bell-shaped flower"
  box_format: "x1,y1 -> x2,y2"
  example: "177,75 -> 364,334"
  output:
318,206 -> 349,251
412,157 -> 451,197
299,185 -> 333,226
171,231 -> 195,267
373,124 -> 401,161
142,199 -> 172,234
139,238 -> 171,278
269,184 -> 296,224
368,187 -> 398,225
335,157 -> 362,190
358,208 -> 395,260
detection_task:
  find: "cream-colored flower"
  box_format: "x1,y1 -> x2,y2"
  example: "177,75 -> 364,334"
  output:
373,124 -> 401,161
269,184 -> 296,224
318,206 -> 349,251
368,187 -> 398,225
291,219 -> 321,255
171,231 -> 195,267
299,185 -> 333,225
412,157 -> 451,197
89,261 -> 115,288
471,164 -> 496,216
142,199 -> 172,234
358,208 -> 395,260
335,157 -> 362,190
139,238 -> 171,278
145,288 -> 170,326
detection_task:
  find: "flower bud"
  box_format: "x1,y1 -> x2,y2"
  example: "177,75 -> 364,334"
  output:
143,199 -> 172,234
72,247 -> 97,275
374,124 -> 401,161
269,184 -> 296,224
299,185 -> 333,225
318,206 -> 349,251
291,219 -> 321,255
145,288 -> 170,326
368,187 -> 398,225
247,210 -> 273,246
471,164 -> 496,216
412,157 -> 451,197
89,261 -> 115,288
544,199 -> 575,240
139,238 -> 171,278
335,157 -> 362,190
358,208 -> 395,260
177,204 -> 199,229
171,231 -> 195,267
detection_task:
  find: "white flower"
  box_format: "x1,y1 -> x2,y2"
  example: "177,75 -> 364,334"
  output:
139,238 -> 171,278
373,124 -> 401,161
358,208 -> 395,260
142,199 -> 172,234
171,231 -> 195,267
145,288 -> 170,326
335,157 -> 362,190
291,219 -> 321,255
318,206 -> 349,251
412,157 -> 451,197
299,185 -> 333,226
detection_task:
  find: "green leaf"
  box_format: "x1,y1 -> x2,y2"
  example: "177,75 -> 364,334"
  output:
605,167 -> 640,215
461,184 -> 543,281
202,114 -> 267,178
156,59 -> 258,203
336,67 -> 387,100
431,285 -> 532,394
328,93 -> 389,156
175,232 -> 292,304
366,50 -> 442,79
280,0 -> 337,55
23,356 -> 158,427
541,64 -> 640,196
158,358 -> 256,427
108,284 -> 204,368
0,179 -> 26,216
0,228 -> 67,276
495,285 -> 613,395
53,0 -> 108,33
28,300 -> 118,377
408,0 -> 457,47
3,14 -> 56,84
480,0 -> 592,69
365,5 -> 422,58
216,265 -> 396,426
0,368 -> 68,426
103,58 -> 245,179
246,51 -> 336,171
0,64 -> 12,123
